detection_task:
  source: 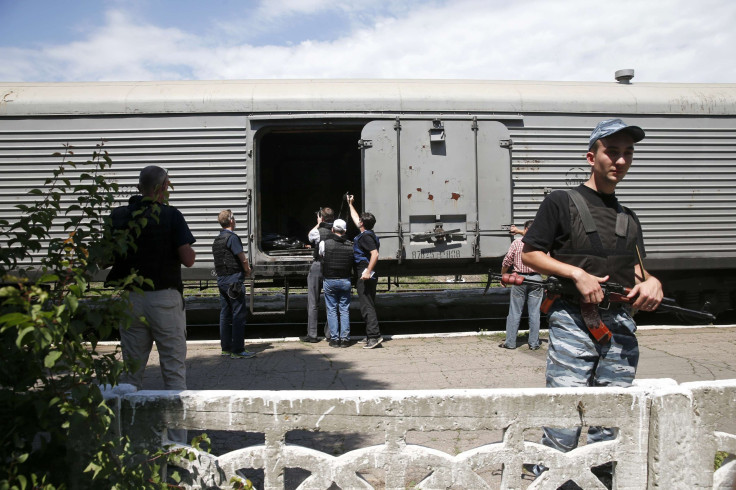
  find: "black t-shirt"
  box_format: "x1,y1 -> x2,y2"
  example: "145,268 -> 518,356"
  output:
523,184 -> 645,257
357,232 -> 378,254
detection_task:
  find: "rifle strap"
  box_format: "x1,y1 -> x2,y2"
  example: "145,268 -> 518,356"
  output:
579,301 -> 613,343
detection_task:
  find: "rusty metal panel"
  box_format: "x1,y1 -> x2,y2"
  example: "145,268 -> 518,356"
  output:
0,115 -> 248,279
362,118 -> 512,262
476,120 -> 513,257
361,120 -> 400,261
508,116 -> 736,267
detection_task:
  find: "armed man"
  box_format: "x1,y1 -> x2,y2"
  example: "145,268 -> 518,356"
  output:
521,119 -> 664,466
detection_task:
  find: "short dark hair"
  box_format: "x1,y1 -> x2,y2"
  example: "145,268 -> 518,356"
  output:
360,212 -> 376,230
320,207 -> 335,222
138,165 -> 168,195
589,139 -> 602,154
524,219 -> 534,230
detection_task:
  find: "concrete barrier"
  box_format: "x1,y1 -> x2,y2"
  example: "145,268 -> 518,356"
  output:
108,379 -> 736,489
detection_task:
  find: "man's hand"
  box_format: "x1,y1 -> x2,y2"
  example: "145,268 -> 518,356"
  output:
571,268 -> 609,304
628,276 -> 663,311
360,269 -> 373,280
347,194 -> 354,205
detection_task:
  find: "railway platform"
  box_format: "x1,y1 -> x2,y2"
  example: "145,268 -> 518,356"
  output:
105,324 -> 736,391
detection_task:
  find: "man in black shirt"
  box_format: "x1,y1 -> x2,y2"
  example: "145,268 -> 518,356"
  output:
107,165 -> 196,401
522,119 -> 663,466
347,195 -> 383,349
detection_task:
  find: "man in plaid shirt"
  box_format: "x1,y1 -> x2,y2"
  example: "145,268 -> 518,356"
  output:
498,220 -> 543,350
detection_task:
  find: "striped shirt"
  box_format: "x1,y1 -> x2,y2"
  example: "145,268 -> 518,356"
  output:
502,238 -> 537,274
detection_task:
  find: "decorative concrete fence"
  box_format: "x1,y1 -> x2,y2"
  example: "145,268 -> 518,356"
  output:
106,378 -> 736,489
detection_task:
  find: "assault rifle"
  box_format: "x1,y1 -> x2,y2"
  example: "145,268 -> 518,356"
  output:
487,272 -> 716,343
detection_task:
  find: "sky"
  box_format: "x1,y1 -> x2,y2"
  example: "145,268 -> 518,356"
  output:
1,0 -> 735,84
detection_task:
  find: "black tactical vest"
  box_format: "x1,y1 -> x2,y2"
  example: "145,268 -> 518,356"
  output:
106,198 -> 184,292
212,232 -> 243,277
313,222 -> 333,261
552,189 -> 638,288
322,235 -> 354,279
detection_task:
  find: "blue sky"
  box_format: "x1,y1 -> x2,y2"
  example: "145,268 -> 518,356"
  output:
1,0 -> 735,83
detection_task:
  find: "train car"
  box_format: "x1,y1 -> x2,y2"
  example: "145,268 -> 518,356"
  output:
1,76 -> 735,314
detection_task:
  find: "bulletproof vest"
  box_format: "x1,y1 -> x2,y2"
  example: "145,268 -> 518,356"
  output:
354,230 -> 380,265
313,222 -> 333,261
552,189 -> 638,288
322,235 -> 354,279
106,199 -> 183,292
212,232 -> 243,277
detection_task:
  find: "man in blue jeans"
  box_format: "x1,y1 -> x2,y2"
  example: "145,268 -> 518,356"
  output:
212,209 -> 255,359
499,220 -> 543,350
319,219 -> 354,348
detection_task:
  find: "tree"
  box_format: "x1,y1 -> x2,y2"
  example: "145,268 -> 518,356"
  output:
0,144 -> 220,489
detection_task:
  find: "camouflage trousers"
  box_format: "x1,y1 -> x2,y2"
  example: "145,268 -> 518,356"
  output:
541,299 -> 639,452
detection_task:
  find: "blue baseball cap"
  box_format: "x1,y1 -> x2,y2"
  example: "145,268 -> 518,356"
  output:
589,119 -> 645,150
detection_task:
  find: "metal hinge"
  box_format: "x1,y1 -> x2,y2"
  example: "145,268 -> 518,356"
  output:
358,139 -> 373,149
499,139 -> 513,149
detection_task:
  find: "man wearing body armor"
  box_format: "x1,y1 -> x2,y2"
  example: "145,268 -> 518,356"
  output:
521,120 -> 664,471
319,219 -> 354,347
212,209 -> 255,359
302,207 -> 335,343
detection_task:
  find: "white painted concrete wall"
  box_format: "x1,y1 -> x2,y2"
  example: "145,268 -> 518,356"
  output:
105,379 -> 736,489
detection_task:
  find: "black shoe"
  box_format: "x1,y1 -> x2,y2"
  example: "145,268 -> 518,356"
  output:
340,339 -> 350,348
499,342 -> 517,349
364,337 -> 383,349
529,344 -> 541,350
300,336 -> 320,343
329,339 -> 340,348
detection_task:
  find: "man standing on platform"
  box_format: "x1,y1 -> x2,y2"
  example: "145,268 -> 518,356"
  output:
498,219 -> 543,350
212,209 -> 255,359
302,207 -> 334,342
347,195 -> 383,349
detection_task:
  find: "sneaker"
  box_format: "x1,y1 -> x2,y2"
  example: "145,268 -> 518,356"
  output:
340,339 -> 350,348
230,350 -> 256,359
299,336 -> 320,343
529,344 -> 541,351
329,339 -> 340,348
498,342 -> 517,349
363,337 -> 384,349
221,350 -> 232,357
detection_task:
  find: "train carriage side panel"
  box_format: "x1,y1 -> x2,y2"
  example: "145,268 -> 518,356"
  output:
509,114 -> 736,311
0,114 -> 249,280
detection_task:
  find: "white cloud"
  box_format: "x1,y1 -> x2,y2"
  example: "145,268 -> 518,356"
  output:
1,0 -> 735,83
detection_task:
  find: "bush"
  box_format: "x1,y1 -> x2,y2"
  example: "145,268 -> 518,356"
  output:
0,144 -> 218,489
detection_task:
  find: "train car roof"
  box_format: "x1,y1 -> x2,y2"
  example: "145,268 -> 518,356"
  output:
1,79 -> 736,116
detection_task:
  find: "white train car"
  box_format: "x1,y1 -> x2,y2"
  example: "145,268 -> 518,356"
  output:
1,78 -> 735,313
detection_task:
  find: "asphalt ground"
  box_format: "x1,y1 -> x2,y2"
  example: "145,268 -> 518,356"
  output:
97,324 -> 736,392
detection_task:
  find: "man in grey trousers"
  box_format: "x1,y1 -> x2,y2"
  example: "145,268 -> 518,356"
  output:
301,206 -> 334,342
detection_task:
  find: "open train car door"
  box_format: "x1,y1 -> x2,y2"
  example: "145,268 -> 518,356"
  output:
360,118 -> 512,269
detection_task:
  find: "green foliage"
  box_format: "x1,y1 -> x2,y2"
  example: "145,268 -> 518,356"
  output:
0,145 -> 215,489
715,450 -> 733,470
